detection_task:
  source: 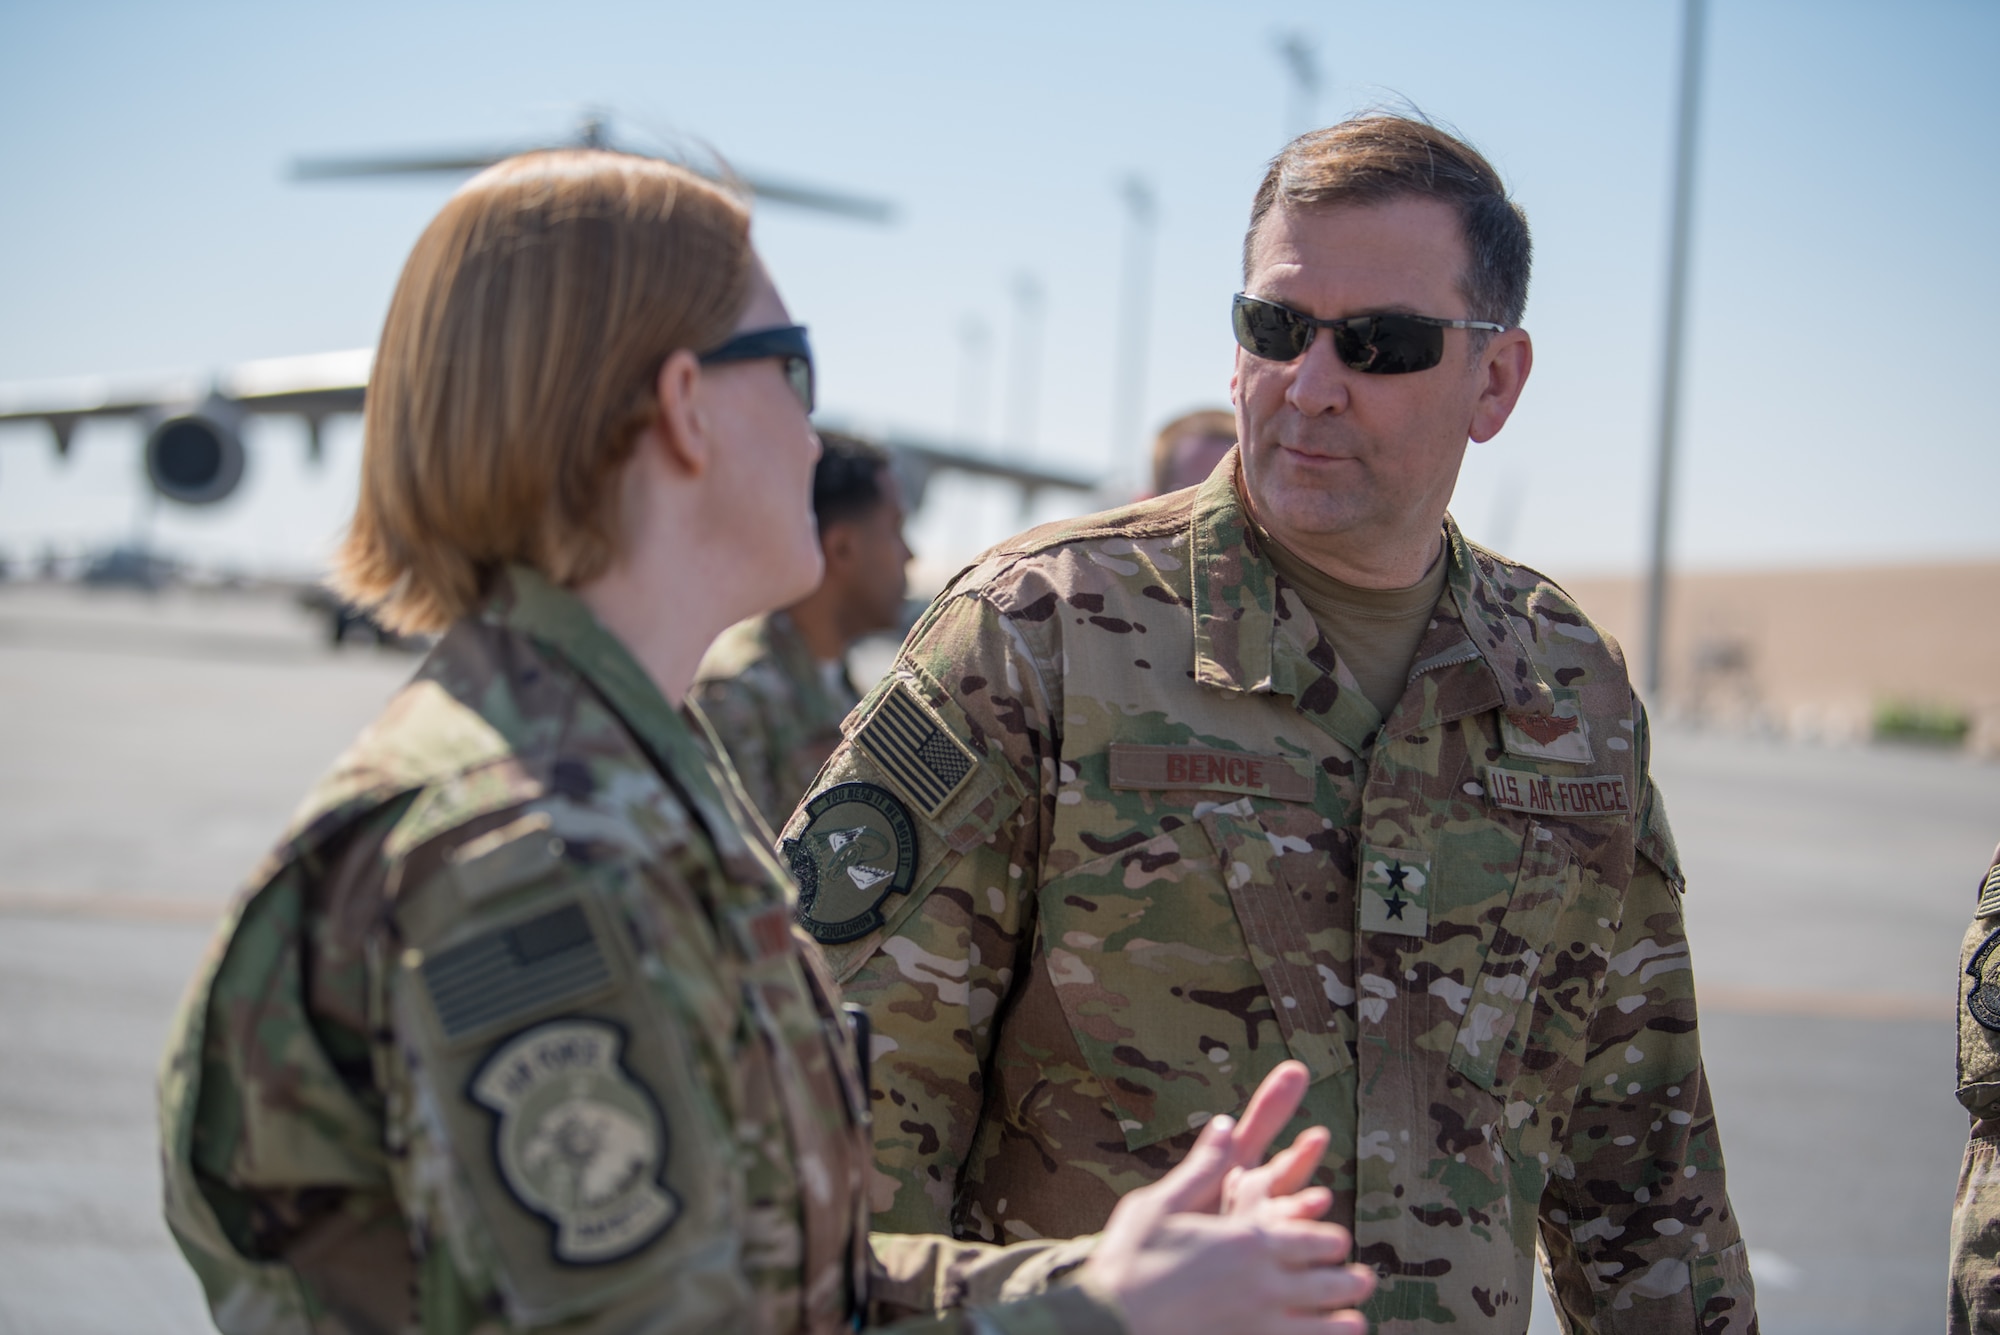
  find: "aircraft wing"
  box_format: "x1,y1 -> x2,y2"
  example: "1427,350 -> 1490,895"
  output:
815,420 -> 1100,511
0,349 -> 371,452
0,351 -> 1099,514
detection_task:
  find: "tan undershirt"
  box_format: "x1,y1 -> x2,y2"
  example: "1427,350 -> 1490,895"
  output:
1260,527 -> 1451,721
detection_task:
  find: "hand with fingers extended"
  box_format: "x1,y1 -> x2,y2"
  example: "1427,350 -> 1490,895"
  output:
1074,1061 -> 1374,1335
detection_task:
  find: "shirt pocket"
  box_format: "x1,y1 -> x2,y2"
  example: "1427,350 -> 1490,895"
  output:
1038,809 -> 1350,1150
1447,822 -> 1613,1097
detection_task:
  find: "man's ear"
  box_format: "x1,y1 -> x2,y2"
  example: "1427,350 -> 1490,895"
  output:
652,349 -> 712,477
818,520 -> 856,578
1468,328 -> 1533,445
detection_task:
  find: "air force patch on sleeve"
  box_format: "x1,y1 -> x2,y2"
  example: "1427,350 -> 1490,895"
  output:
1967,930 -> 2000,1032
470,1018 -> 679,1265
784,781 -> 916,944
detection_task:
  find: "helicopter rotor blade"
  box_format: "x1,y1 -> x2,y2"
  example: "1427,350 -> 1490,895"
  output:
729,170 -> 896,223
291,143 -> 896,223
291,149 -> 521,179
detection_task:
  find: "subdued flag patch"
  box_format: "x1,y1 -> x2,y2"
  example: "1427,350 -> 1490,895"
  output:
857,682 -> 976,818
1978,862 -> 2000,918
420,901 -> 613,1044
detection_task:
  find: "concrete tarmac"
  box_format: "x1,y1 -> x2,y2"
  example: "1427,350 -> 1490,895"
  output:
2,582 -> 1995,1333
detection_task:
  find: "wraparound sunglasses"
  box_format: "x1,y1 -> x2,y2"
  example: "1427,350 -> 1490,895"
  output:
1232,293 -> 1505,374
698,323 -> 815,413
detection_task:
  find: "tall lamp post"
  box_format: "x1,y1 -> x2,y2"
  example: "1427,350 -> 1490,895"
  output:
1005,273 -> 1045,452
1642,0 -> 1709,700
1112,176 -> 1157,483
1274,32 -> 1321,142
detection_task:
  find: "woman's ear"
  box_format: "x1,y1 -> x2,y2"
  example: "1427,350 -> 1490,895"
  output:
652,349 -> 711,477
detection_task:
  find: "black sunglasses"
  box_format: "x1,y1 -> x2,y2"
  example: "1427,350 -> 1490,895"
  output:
1232,293 -> 1505,374
698,323 -> 816,413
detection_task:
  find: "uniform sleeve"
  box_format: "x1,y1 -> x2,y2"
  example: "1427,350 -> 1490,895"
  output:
1948,845 -> 2000,1333
691,673 -> 785,831
373,827 -> 774,1332
868,1233 -> 1125,1335
785,581 -> 1061,1237
1535,774 -> 1757,1333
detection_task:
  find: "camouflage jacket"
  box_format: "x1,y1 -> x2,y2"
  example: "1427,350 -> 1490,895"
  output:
788,465 -> 1756,1333
1950,842 -> 2000,1333
157,567 -> 1119,1335
693,610 -> 860,833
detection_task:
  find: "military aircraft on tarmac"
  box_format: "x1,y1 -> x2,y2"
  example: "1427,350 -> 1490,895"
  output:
0,117 -> 1097,601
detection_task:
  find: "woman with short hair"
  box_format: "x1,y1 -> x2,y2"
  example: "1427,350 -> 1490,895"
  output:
157,149 -> 1372,1334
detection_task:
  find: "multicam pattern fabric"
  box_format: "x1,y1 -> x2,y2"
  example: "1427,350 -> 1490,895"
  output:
693,610 -> 860,833
794,460 -> 1757,1333
1950,842 -> 2000,1333
157,567 -> 1120,1335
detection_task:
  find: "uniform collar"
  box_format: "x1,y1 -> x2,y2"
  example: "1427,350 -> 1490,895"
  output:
762,609 -> 855,723
1433,520 -> 1558,717
483,565 -> 759,864
1187,469 -> 1557,727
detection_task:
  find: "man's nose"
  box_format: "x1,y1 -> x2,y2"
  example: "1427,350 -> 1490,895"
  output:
1284,333 -> 1353,417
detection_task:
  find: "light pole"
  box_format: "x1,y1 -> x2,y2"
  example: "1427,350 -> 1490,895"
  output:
1005,274 -> 1045,452
1274,32 -> 1321,142
955,316 -> 992,446
1112,176 -> 1157,483
1642,0 -> 1709,701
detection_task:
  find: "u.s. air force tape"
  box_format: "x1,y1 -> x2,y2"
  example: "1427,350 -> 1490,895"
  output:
784,782 -> 916,944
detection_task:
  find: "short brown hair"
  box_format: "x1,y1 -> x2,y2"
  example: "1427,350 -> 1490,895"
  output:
1150,408 -> 1235,493
1243,113 -> 1532,330
813,431 -> 894,531
334,150 -> 753,633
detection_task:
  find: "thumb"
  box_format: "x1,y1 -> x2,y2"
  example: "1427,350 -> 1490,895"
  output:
1136,1113 -> 1238,1215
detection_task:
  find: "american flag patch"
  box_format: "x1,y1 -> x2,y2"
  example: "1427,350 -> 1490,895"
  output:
420,901 -> 614,1043
858,684 -> 977,817
1979,863 -> 2000,918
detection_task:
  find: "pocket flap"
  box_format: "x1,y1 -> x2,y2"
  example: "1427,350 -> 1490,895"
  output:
1039,821 -> 1299,1149
1447,824 -> 1577,1092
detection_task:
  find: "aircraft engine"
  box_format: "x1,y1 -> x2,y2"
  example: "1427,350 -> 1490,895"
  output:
144,400 -> 246,505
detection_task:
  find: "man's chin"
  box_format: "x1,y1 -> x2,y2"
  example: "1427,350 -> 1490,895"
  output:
1249,482 -> 1369,542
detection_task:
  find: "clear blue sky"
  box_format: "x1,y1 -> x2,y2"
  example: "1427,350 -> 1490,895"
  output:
1,0 -> 1994,579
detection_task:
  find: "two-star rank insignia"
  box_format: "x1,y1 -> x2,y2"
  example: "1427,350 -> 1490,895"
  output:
1359,844 -> 1431,938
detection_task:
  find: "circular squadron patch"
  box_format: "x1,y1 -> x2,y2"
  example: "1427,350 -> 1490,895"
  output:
1969,930 -> 2000,1032
784,781 -> 916,944
469,1018 -> 679,1265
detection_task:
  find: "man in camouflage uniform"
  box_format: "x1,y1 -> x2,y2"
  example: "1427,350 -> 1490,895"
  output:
695,432 -> 913,831
1949,841 -> 2000,1330
788,115 -> 1757,1332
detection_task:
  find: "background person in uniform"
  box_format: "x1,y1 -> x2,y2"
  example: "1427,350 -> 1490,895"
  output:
1949,840 -> 2000,1331
787,113 -> 1757,1332
155,149 -> 1381,1335
1147,407 -> 1237,496
694,431 -> 912,831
